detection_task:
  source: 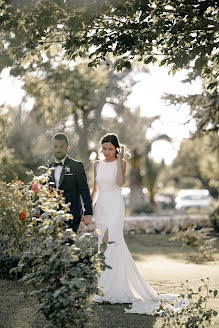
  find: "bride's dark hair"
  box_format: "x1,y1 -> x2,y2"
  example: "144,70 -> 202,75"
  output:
101,133 -> 120,157
100,133 -> 130,158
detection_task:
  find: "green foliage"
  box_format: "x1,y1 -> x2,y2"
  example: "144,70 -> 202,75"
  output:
157,279 -> 218,328
0,106 -> 47,182
104,107 -> 158,154
6,107 -> 50,182
209,201 -> 219,232
1,0 -> 218,91
14,172 -> 106,328
0,179 -> 34,278
15,58 -> 136,167
169,225 -> 217,262
1,64 -> 157,183
163,90 -> 219,135
0,111 -> 24,181
163,134 -> 219,199
1,59 -> 138,181
22,61 -> 110,129
0,170 -> 107,327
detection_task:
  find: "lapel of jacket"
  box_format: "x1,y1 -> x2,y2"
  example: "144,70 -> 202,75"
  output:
49,162 -> 56,188
58,156 -> 70,188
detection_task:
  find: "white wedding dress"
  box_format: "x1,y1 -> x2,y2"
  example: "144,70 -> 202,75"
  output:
93,159 -> 188,314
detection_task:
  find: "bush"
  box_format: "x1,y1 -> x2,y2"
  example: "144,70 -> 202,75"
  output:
169,225 -> 217,262
15,172 -> 106,328
0,170 -> 107,327
157,278 -> 218,328
209,201 -> 219,232
0,179 -> 34,278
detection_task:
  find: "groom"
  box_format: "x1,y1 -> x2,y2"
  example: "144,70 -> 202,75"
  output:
49,132 -> 93,232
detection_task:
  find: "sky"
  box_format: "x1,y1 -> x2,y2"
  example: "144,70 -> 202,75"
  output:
0,64 -> 202,164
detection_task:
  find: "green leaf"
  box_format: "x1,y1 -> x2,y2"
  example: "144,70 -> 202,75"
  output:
160,58 -> 167,66
49,44 -> 61,57
124,61 -> 131,69
207,82 -> 217,92
213,290 -> 218,297
53,289 -> 61,298
72,255 -> 79,262
49,254 -> 58,262
144,56 -> 153,64
21,53 -> 33,66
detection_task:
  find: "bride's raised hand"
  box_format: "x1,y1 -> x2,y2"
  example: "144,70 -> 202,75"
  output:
117,146 -> 125,160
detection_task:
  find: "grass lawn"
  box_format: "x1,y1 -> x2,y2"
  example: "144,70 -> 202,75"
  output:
0,233 -> 218,328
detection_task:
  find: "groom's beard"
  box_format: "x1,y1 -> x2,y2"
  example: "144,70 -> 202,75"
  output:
55,153 -> 66,160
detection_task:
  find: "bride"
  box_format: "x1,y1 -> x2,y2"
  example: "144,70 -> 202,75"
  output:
92,133 -> 187,314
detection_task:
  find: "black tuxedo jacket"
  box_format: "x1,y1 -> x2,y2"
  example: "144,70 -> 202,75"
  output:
49,156 -> 93,232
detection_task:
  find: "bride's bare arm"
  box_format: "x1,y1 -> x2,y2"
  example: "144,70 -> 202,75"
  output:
116,147 -> 126,186
91,161 -> 99,206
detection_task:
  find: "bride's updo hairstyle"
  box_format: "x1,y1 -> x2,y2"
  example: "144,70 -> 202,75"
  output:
100,133 -> 130,158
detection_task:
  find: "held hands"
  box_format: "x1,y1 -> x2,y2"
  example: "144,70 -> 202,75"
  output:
117,146 -> 125,160
82,215 -> 92,226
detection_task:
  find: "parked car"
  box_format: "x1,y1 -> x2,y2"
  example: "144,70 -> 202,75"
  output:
155,193 -> 175,209
175,189 -> 212,210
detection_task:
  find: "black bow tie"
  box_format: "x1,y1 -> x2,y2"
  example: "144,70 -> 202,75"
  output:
54,162 -> 63,167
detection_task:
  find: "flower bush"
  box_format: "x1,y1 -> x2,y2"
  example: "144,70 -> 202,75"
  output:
8,171 -> 106,328
157,278 -> 218,328
0,169 -> 107,327
0,179 -> 34,278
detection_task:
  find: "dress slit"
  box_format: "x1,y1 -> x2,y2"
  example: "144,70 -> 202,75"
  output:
102,228 -> 109,243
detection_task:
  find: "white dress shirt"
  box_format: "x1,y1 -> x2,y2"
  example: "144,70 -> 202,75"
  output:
54,156 -> 66,188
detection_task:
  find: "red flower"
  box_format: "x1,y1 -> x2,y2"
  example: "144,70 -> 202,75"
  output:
31,183 -> 41,194
159,304 -> 163,309
19,210 -> 27,222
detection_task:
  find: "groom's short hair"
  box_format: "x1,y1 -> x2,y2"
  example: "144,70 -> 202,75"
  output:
53,133 -> 69,146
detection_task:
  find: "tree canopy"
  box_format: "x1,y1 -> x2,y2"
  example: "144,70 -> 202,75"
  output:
1,0 -> 218,91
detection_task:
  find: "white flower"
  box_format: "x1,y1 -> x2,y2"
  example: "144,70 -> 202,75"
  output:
64,166 -> 71,173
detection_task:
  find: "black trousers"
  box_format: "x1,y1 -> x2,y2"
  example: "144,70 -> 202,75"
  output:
67,218 -> 81,233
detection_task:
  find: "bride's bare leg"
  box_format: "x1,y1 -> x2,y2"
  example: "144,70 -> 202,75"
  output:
102,228 -> 109,243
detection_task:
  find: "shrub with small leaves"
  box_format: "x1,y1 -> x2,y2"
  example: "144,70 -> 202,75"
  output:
169,225 -> 217,262
16,172 -> 106,328
157,278 -> 218,328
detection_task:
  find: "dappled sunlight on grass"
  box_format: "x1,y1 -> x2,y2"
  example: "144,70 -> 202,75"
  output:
125,232 -> 219,263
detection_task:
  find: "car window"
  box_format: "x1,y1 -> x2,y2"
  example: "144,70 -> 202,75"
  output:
181,195 -> 209,200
